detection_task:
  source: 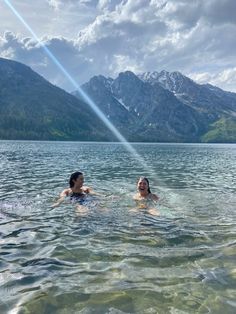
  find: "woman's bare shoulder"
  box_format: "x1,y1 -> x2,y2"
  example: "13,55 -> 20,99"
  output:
82,186 -> 92,194
60,188 -> 72,197
133,193 -> 140,201
150,193 -> 159,201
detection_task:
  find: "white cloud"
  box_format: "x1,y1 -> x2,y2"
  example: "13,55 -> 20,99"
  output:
0,31 -> 92,90
0,0 -> 236,92
109,54 -> 140,75
47,0 -> 99,10
47,0 -> 61,10
190,67 -> 236,92
97,0 -> 121,11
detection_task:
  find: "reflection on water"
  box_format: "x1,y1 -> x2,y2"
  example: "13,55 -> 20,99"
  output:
0,141 -> 236,313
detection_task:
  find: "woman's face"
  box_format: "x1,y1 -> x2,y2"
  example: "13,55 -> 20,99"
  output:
74,174 -> 84,188
137,178 -> 149,192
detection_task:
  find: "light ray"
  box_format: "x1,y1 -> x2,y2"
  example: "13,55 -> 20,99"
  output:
3,0 -> 155,175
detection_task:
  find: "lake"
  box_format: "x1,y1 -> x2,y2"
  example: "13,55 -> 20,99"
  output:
0,141 -> 236,313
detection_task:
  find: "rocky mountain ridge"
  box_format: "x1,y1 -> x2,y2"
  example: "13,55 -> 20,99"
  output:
74,70 -> 236,142
0,57 -> 235,142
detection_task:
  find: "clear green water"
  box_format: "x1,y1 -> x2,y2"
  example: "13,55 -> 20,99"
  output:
0,141 -> 236,314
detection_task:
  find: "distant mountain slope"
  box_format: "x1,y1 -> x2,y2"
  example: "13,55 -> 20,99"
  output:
74,71 -> 236,142
0,57 -> 110,141
1,57 -> 235,142
139,70 -> 236,114
139,70 -> 236,142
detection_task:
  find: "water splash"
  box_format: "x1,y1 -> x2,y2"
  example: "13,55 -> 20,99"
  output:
3,0 -> 154,175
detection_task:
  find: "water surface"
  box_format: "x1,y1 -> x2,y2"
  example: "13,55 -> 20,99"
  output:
0,141 -> 236,313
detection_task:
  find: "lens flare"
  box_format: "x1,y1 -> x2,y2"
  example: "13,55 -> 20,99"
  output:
3,0 -> 156,175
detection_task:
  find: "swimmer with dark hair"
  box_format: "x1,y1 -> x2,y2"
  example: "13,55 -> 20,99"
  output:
133,176 -> 159,215
52,171 -> 94,209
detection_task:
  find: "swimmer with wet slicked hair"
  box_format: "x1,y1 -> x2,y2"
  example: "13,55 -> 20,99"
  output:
52,171 -> 93,208
132,176 -> 159,215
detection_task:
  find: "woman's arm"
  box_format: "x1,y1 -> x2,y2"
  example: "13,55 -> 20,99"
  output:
82,186 -> 101,196
51,188 -> 71,208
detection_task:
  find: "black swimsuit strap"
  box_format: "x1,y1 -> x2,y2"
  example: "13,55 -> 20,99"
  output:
71,192 -> 84,196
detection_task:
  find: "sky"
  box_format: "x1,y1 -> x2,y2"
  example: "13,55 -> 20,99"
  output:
0,0 -> 236,92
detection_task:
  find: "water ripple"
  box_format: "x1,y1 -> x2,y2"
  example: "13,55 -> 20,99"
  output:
0,141 -> 235,313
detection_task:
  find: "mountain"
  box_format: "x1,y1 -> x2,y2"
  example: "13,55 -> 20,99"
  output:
139,70 -> 236,114
73,70 -> 236,142
139,70 -> 236,142
0,57 -> 112,141
0,57 -> 235,142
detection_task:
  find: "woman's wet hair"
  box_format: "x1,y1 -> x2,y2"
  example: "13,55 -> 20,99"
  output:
69,171 -> 83,188
138,176 -> 151,193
